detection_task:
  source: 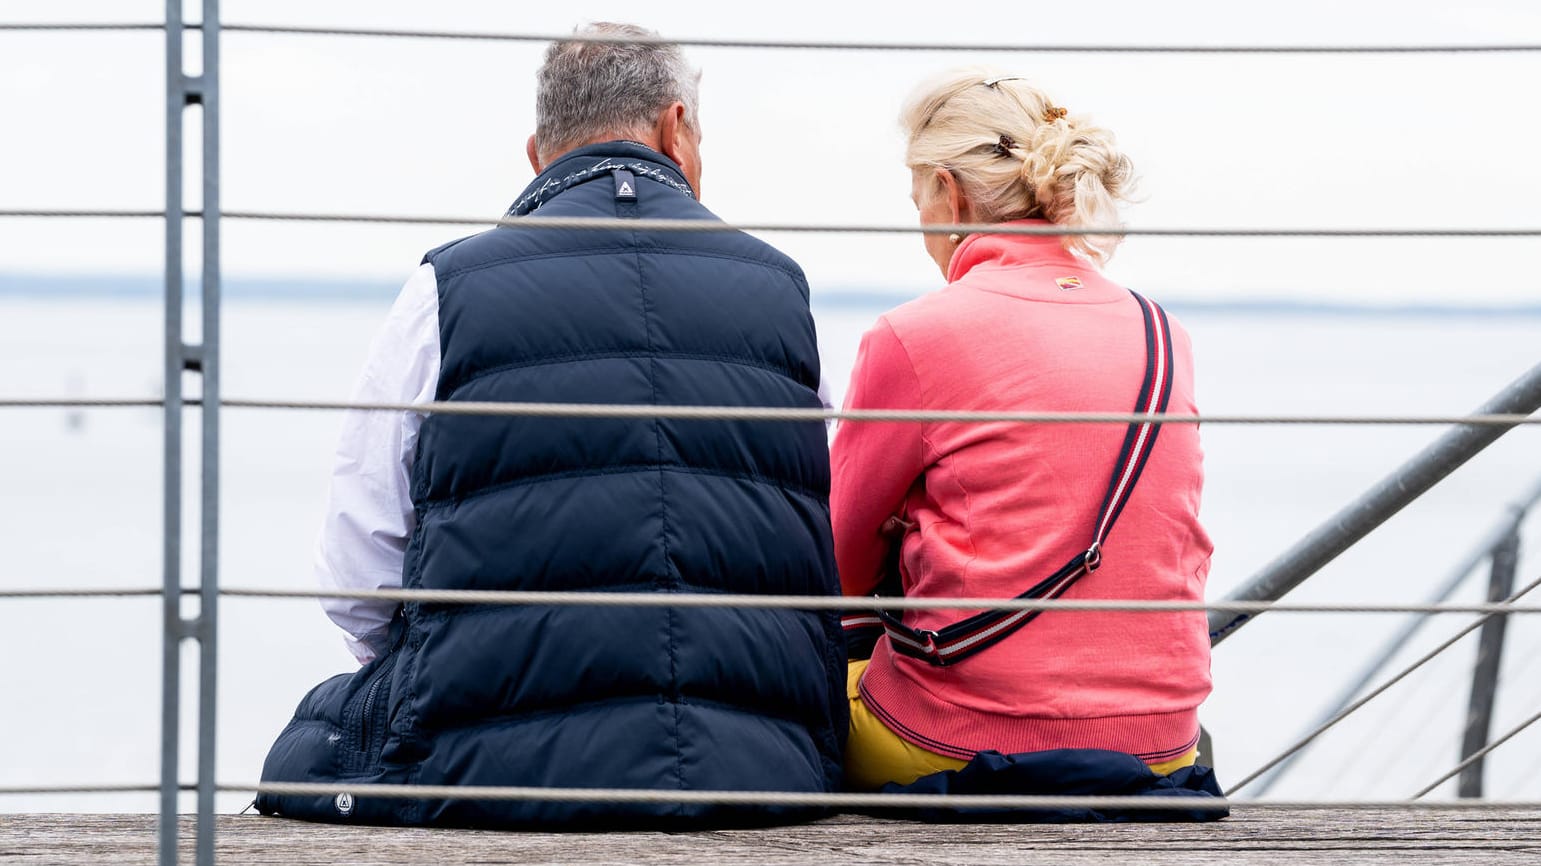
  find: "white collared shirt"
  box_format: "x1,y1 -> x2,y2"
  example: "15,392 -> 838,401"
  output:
316,263 -> 832,663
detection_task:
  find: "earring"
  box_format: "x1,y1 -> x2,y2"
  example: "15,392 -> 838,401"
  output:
948,232 -> 963,244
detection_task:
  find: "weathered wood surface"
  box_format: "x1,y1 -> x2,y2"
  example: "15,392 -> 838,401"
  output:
3,810 -> 1540,865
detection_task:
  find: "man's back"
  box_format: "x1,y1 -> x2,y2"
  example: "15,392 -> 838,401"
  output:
257,141 -> 845,829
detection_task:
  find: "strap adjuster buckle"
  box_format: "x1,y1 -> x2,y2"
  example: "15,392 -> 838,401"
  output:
1083,542 -> 1102,573
917,629 -> 941,654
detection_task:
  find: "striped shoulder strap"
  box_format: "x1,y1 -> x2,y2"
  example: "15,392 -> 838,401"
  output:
842,291 -> 1176,666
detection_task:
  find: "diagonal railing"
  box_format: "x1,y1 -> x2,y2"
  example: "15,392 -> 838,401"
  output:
1208,362 -> 1541,646
1249,474 -> 1541,795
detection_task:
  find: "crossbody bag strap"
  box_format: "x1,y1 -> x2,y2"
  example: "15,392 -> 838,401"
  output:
843,292 -> 1175,667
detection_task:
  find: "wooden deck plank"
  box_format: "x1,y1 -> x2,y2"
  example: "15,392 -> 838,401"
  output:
3,811 -> 1540,865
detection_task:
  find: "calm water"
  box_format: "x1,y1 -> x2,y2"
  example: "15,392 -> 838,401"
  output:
2,293 -> 1539,812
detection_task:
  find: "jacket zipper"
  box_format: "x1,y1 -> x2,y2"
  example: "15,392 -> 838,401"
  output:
360,654 -> 396,753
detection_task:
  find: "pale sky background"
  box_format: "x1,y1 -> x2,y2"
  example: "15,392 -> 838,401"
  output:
2,0 -> 1540,304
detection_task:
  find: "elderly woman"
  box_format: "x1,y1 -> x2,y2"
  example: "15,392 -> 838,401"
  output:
833,69 -> 1214,793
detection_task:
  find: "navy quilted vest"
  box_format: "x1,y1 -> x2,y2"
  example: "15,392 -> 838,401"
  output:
258,142 -> 846,829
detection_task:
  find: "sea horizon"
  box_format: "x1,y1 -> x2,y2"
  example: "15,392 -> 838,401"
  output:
5,271 -> 1541,319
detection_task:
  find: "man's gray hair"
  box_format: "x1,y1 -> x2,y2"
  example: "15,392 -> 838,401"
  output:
534,22 -> 701,161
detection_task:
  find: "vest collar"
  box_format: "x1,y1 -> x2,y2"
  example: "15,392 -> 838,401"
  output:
947,219 -> 1084,283
506,141 -> 695,217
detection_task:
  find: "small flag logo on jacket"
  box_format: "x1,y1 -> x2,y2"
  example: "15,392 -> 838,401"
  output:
1056,276 -> 1083,291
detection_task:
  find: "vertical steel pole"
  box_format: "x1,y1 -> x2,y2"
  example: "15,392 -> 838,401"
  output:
161,2 -> 187,864
195,2 -> 222,863
1458,530 -> 1520,798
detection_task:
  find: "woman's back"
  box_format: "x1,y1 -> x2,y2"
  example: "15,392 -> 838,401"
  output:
833,225 -> 1212,762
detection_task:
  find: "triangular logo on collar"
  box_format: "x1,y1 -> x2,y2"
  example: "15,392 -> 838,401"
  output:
613,169 -> 638,201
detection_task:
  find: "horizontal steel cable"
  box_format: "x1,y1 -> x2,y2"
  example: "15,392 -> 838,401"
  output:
223,399 -> 1541,426
0,398 -> 164,408
1227,572 -> 1541,795
4,777 -> 1537,809
1411,707 -> 1541,799
5,22 -> 1541,53
234,782 -> 1541,810
6,208 -> 1541,238
220,588 -> 1541,615
7,778 -> 1541,810
0,588 -> 162,599
0,783 -> 165,796
217,27 -> 1541,54
10,584 -> 1541,616
179,213 -> 1541,238
5,395 -> 1538,427
0,209 -> 166,219
0,23 -> 162,33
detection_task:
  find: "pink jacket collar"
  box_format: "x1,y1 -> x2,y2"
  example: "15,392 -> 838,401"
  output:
946,219 -> 1083,284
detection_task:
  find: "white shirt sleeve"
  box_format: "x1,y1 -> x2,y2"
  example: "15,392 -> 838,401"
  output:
315,262 -> 441,664
818,371 -> 835,436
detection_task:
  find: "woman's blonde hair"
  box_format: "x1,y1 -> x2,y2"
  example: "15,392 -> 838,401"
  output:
902,68 -> 1135,265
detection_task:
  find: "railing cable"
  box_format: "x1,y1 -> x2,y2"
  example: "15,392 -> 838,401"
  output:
0,783 -> 167,796
1228,572 -> 1541,795
3,396 -> 1540,427
5,22 -> 1541,54
202,24 -> 1541,54
167,213 -> 1541,239
1413,708 -> 1541,799
235,782 -> 1541,810
0,398 -> 164,409
0,209 -> 167,220
0,588 -> 162,599
14,585 -> 1541,616
211,588 -> 1541,615
9,777 -> 1541,810
7,208 -> 1541,238
218,399 -> 1541,426
0,23 -> 163,33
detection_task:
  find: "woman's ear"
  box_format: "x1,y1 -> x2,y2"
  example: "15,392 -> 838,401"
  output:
935,168 -> 971,224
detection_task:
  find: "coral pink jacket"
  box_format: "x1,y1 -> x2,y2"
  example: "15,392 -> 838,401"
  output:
832,223 -> 1213,763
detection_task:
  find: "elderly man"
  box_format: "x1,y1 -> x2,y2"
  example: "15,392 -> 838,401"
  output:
257,23 -> 845,829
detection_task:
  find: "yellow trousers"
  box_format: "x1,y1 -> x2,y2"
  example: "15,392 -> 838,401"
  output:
845,660 -> 1198,791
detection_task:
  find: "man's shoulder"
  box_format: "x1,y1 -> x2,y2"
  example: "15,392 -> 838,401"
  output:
675,221 -> 809,291
419,206 -> 810,300
418,227 -> 519,277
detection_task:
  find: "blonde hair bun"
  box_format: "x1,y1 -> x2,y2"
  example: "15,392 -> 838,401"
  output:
901,67 -> 1136,265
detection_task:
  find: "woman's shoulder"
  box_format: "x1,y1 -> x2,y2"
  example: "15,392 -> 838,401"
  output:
871,286 -> 973,347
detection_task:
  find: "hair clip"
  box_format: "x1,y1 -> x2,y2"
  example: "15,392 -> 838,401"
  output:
993,134 -> 1016,157
1042,105 -> 1068,122
982,76 -> 1027,88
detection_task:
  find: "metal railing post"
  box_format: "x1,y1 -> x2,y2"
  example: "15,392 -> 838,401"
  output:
1457,529 -> 1520,797
196,3 -> 222,863
162,2 -> 221,864
160,3 -> 187,863
1210,361 -> 1541,646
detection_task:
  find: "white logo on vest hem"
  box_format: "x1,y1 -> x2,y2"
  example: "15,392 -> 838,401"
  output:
334,792 -> 355,815
618,181 -> 635,197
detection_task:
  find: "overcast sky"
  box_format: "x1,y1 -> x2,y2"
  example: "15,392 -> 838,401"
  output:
2,0 -> 1539,304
